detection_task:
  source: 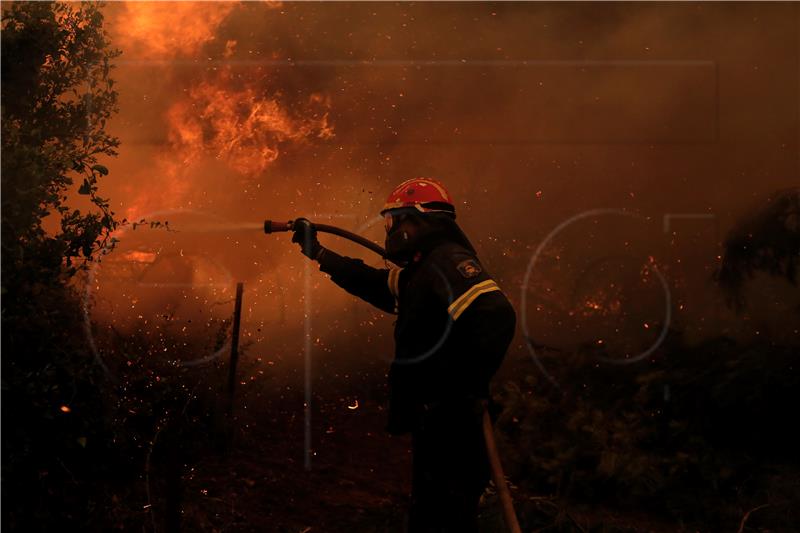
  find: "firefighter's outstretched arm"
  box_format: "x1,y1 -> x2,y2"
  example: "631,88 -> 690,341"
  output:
292,218 -> 398,314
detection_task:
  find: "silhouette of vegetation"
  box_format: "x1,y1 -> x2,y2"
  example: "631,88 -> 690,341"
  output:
2,1 -> 122,281
496,330 -> 800,531
0,4 -> 209,530
495,193 -> 800,530
715,187 -> 800,310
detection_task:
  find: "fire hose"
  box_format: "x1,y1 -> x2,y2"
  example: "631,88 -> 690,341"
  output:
264,219 -> 390,262
264,219 -> 522,533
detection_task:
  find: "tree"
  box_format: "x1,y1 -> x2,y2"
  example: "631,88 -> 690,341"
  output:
2,1 -> 120,288
1,3 -> 122,528
715,188 -> 800,310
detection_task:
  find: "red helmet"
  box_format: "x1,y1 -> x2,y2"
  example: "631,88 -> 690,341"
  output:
380,178 -> 456,216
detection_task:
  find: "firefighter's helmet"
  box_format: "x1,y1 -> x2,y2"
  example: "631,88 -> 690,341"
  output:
380,178 -> 455,216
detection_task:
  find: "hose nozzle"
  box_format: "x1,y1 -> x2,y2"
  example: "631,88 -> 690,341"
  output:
263,220 -> 293,234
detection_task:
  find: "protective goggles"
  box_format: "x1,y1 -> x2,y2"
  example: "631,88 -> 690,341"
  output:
383,209 -> 414,233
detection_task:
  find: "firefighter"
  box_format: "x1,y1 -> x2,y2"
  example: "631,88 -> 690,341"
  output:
292,178 -> 516,532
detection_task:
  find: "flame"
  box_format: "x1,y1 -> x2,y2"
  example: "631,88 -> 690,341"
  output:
577,289 -> 623,318
123,251 -> 157,264
165,70 -> 334,177
106,2 -> 334,222
584,299 -> 602,311
111,2 -> 237,60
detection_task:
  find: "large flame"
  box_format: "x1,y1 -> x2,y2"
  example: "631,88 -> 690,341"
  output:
166,70 -> 334,177
108,2 -> 334,219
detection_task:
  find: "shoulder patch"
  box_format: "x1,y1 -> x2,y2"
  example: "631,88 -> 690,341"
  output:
456,258 -> 482,278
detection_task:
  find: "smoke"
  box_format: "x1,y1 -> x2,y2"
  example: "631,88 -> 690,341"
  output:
89,2 -> 799,367
109,2 -> 237,60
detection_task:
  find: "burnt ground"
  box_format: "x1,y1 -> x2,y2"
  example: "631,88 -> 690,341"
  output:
174,353 -> 413,533
140,352 -> 681,533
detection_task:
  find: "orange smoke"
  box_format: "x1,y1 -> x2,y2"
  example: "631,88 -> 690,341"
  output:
166,70 -> 334,177
108,1 -> 334,219
111,2 -> 237,60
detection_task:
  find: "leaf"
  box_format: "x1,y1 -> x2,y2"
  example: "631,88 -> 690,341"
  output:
91,164 -> 108,175
78,179 -> 91,195
77,437 -> 87,448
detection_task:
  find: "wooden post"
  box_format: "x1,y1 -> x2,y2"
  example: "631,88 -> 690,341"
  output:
226,282 -> 244,418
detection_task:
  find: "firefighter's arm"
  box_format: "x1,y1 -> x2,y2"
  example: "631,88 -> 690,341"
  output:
291,218 -> 401,313
316,248 -> 400,314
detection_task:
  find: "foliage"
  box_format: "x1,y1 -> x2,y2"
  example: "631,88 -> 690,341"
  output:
93,321 -> 232,531
495,331 -> 800,530
1,3 -> 121,529
2,287 -> 232,530
2,0 -> 121,285
715,187 -> 800,310
1,4 -> 234,530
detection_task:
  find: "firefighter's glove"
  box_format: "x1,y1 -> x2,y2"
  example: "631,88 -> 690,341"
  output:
291,218 -> 323,260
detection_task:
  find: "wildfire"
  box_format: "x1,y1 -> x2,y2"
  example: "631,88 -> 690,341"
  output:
106,1 -> 335,220
166,72 -> 334,176
580,291 -> 622,317
111,2 -> 237,60
584,299 -> 603,311
123,251 -> 157,264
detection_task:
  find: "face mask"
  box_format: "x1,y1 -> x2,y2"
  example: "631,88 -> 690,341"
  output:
383,210 -> 454,264
385,226 -> 414,265
384,212 -> 419,264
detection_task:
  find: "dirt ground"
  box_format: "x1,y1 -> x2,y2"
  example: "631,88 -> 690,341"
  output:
150,354 -> 680,533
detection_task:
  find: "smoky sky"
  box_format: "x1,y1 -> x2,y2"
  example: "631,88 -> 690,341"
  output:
90,2 -> 798,367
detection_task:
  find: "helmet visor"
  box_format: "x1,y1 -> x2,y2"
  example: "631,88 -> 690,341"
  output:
384,209 -> 415,234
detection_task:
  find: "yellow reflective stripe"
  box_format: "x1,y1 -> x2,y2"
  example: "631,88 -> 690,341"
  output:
450,284 -> 501,321
447,280 -> 495,316
387,267 -> 402,298
447,279 -> 501,321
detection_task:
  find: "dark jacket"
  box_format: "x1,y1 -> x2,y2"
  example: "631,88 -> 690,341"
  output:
317,237 -> 516,434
